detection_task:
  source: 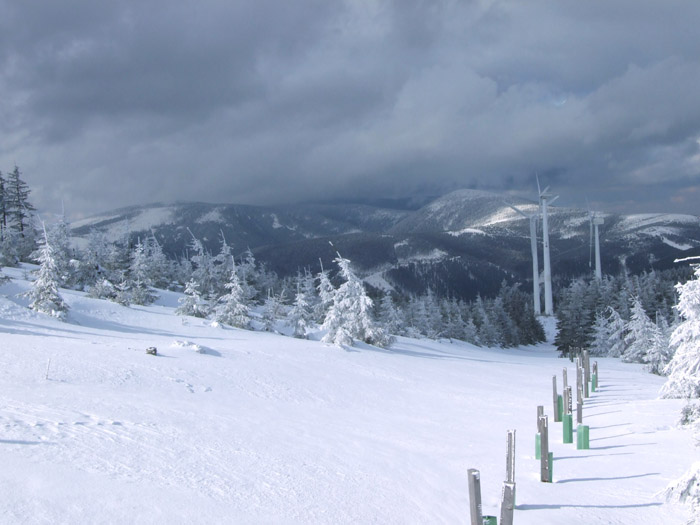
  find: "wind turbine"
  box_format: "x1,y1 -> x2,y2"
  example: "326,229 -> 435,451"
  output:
537,176 -> 558,316
588,210 -> 604,281
507,202 -> 541,315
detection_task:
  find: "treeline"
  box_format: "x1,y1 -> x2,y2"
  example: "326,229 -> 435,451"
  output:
554,267 -> 693,374
2,166 -> 545,349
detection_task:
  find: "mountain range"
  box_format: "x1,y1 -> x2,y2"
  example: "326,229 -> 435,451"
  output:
70,189 -> 700,300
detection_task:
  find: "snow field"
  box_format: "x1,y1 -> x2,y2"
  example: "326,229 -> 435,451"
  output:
0,267 -> 696,524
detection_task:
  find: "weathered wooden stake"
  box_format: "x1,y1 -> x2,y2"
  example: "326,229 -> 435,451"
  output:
536,405 -> 543,458
552,375 -> 561,422
500,482 -> 516,525
566,386 -> 573,415
45,358 -> 51,380
468,469 -> 483,525
506,429 -> 516,483
539,415 -> 550,482
500,429 -> 516,525
563,367 -> 568,391
577,384 -> 583,424
584,350 -> 590,398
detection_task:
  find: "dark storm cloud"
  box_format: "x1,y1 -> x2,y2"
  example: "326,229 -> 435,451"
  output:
1,0 -> 700,218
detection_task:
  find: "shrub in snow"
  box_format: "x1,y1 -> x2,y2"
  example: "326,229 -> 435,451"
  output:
87,279 -> 116,300
661,261 -> 700,399
679,403 -> 700,427
664,462 -> 700,524
176,279 -> 208,318
25,228 -> 69,320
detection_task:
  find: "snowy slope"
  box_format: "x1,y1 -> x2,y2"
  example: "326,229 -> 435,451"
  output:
0,266 -> 696,524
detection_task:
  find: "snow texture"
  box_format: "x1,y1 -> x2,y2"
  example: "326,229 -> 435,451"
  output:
0,265 -> 696,523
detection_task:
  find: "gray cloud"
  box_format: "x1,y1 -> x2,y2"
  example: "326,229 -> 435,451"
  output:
1,0 -> 700,219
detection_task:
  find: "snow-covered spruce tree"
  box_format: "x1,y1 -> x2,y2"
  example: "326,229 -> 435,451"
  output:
128,239 -> 158,306
660,260 -> 700,399
176,279 -> 208,318
288,284 -> 313,339
378,291 -> 404,336
315,266 -> 334,323
588,310 -> 611,356
5,165 -> 37,260
622,296 -> 655,364
214,261 -> 251,329
261,288 -> 286,332
321,255 -> 391,347
647,315 -> 673,376
606,307 -> 628,357
25,226 -> 68,320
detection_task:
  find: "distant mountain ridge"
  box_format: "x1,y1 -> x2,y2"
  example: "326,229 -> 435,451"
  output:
71,189 -> 700,300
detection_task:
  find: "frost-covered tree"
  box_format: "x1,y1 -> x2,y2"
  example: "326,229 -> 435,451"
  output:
661,260 -> 700,398
128,239 -> 158,305
176,279 -> 208,318
322,255 -> 390,347
622,296 -> 655,364
647,315 -> 673,376
606,307 -> 628,357
378,291 -> 404,336
214,261 -> 251,329
315,267 -> 334,322
288,284 -> 313,339
5,165 -> 36,259
589,310 -> 611,356
261,288 -> 286,332
25,227 -> 68,320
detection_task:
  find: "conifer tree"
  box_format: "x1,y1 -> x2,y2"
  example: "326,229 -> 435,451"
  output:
378,291 -> 404,336
288,283 -> 313,339
622,296 -> 655,364
661,260 -> 700,398
214,261 -> 251,329
606,307 -> 628,357
321,255 -> 390,347
176,279 -> 208,318
589,310 -> 611,356
5,165 -> 36,259
26,226 -> 68,320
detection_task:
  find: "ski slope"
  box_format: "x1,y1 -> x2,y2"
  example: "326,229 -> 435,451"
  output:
0,266 -> 695,524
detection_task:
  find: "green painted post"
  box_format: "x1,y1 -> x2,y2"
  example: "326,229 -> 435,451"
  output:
583,425 -> 589,449
482,517 -> 498,525
548,452 -> 553,482
535,433 -> 541,459
577,425 -> 590,449
563,414 -> 573,444
557,395 -> 563,421
592,373 -> 597,392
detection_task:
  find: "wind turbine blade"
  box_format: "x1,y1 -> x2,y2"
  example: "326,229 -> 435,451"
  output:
549,195 -> 560,205
506,203 -> 529,218
536,174 -> 541,195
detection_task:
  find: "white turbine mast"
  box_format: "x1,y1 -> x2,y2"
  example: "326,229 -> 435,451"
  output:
507,202 -> 541,316
537,176 -> 558,316
588,209 -> 604,281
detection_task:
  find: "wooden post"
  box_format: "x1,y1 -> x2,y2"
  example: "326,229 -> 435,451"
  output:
506,429 -> 516,483
584,350 -> 590,398
536,405 -> 543,458
500,429 -> 516,525
577,384 -> 583,424
566,386 -> 573,415
500,482 -> 516,525
45,358 -> 51,380
552,375 -> 561,422
563,367 -> 568,391
539,415 -> 550,482
468,469 -> 483,525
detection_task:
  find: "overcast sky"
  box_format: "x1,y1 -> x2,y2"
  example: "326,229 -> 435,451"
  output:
2,1 -> 700,219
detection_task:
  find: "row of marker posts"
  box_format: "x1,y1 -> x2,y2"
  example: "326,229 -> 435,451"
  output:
468,429 -> 516,525
469,353 -> 599,523
537,350 -> 599,483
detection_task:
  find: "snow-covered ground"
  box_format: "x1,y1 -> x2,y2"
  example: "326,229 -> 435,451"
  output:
0,266 -> 696,524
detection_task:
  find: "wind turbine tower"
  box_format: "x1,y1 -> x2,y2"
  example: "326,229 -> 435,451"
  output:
508,203 -> 541,315
538,180 -> 558,316
593,213 -> 604,280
